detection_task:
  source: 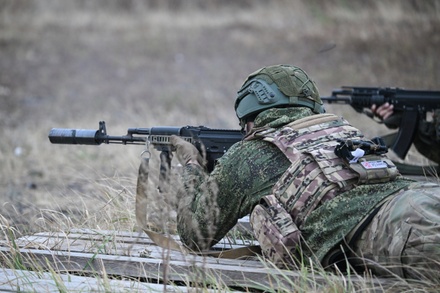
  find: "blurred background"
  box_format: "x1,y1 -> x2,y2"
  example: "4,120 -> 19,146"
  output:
0,0 -> 439,235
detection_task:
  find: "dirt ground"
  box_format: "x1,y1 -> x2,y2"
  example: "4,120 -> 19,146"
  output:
0,1 -> 439,235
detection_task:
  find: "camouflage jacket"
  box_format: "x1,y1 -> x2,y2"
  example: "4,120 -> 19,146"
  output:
176,107 -> 413,263
414,109 -> 440,164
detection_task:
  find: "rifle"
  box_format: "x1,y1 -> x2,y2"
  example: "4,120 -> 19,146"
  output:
321,86 -> 440,159
49,121 -> 244,186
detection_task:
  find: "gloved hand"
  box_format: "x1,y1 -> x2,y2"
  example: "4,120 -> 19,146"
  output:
371,102 -> 401,129
170,135 -> 206,167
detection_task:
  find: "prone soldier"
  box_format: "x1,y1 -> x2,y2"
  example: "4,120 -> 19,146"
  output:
170,64 -> 440,281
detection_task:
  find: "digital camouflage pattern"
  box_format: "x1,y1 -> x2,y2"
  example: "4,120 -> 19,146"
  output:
247,113 -> 364,227
176,107 -> 312,250
300,177 -> 413,264
247,112 -> 409,264
413,109 -> 440,164
176,106 -> 413,265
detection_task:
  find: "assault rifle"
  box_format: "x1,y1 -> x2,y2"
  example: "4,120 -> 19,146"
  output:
321,86 -> 440,159
49,121 -> 244,184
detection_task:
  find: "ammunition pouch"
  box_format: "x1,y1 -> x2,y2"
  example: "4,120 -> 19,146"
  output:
334,138 -> 399,184
348,156 -> 399,184
250,194 -> 301,266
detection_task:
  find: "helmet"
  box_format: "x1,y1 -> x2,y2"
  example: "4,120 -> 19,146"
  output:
234,64 -> 324,125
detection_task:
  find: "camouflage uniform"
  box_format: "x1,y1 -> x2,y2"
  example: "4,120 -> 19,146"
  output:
350,181 -> 440,280
413,109 -> 440,164
176,108 -> 298,250
176,61 -> 440,280
176,106 -> 440,280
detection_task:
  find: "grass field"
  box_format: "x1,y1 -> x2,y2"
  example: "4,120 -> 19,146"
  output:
0,0 -> 439,290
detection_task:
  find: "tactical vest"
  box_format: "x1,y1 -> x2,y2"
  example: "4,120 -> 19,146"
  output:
249,113 -> 399,266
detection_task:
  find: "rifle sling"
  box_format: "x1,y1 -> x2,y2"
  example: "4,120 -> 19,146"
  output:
135,157 -> 260,259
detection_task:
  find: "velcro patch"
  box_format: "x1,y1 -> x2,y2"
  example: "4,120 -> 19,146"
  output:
361,160 -> 388,169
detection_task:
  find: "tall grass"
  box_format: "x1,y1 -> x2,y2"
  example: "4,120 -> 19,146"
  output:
0,0 -> 439,291
1,0 -> 438,235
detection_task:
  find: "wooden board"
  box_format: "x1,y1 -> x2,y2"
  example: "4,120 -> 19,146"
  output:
0,229 -> 300,291
0,228 -> 394,292
0,267 -> 237,293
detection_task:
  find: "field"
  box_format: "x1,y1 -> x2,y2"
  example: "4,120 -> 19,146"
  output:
0,0 -> 439,290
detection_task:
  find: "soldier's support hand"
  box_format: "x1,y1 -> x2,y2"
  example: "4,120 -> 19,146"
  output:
371,103 -> 402,129
371,102 -> 394,120
170,135 -> 205,167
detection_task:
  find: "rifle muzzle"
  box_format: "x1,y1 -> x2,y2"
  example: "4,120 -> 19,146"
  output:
48,128 -> 102,145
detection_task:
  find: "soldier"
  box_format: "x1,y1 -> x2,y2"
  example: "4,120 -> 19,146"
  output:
372,102 -> 440,164
170,64 -> 440,281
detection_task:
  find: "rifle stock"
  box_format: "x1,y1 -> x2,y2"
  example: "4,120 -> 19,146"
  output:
321,86 -> 440,159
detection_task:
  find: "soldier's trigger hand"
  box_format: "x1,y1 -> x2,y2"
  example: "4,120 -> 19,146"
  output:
170,135 -> 206,167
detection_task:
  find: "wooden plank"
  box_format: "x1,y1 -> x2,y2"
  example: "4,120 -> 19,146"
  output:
0,268 -> 239,292
30,227 -> 258,248
19,230 -> 257,252
2,227 -> 267,291
0,246 -> 393,291
16,229 -> 257,251
1,227 -> 399,292
12,229 -> 262,267
12,233 -> 264,267
0,246 -> 301,290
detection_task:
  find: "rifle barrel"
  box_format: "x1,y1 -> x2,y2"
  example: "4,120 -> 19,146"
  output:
48,128 -> 146,145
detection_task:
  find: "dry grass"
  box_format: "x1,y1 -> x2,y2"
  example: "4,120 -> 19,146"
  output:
0,0 -> 439,290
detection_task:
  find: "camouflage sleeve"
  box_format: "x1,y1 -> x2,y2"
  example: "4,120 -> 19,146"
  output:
176,139 -> 291,250
413,111 -> 440,164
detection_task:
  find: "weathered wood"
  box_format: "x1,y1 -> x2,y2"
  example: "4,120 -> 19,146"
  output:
12,232 -> 263,267
0,268 -> 240,292
12,229 -> 261,267
0,246 -> 313,290
0,229 -> 395,292
20,229 -> 258,251
2,229 -> 284,290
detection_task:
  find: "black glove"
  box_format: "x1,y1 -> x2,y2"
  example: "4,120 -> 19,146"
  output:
382,113 -> 402,129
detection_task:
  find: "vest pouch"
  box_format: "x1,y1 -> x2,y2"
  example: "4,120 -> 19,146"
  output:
348,155 -> 399,184
250,194 -> 301,266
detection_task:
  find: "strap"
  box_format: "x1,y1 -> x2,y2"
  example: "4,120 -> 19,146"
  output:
286,113 -> 341,130
135,157 -> 260,259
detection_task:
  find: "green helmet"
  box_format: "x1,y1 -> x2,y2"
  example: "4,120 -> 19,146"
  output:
234,64 -> 324,125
